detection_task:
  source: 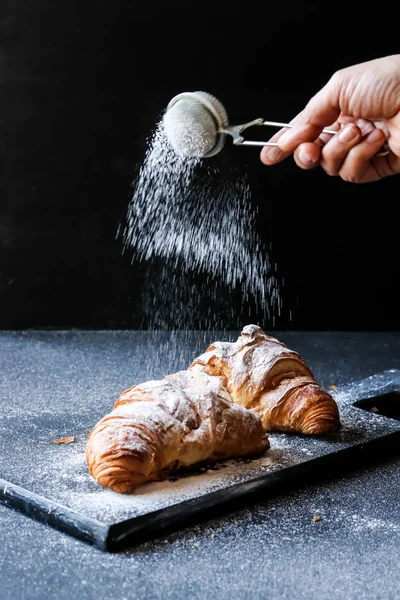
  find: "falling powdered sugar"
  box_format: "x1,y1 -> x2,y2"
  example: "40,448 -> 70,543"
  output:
120,118 -> 281,329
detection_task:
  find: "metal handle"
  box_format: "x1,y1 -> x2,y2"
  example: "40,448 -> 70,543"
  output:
219,119 -> 389,155
220,119 -> 337,147
242,121 -> 337,147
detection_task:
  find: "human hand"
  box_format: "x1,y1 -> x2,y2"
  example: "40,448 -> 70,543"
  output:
260,55 -> 400,183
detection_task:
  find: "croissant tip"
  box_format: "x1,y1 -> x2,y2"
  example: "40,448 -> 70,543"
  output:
300,415 -> 341,435
100,479 -> 135,494
241,324 -> 264,339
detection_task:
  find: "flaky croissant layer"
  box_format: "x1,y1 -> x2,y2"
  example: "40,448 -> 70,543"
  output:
190,324 -> 341,435
86,375 -> 269,494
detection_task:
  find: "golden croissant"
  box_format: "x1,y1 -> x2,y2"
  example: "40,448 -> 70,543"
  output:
189,324 -> 341,435
86,372 -> 269,493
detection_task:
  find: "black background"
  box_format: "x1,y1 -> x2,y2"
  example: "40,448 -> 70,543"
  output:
1,0 -> 399,331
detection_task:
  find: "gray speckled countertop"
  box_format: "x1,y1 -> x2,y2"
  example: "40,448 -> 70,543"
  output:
0,330 -> 399,600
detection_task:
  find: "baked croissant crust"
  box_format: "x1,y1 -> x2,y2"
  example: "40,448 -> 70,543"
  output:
86,373 -> 269,493
189,324 -> 341,435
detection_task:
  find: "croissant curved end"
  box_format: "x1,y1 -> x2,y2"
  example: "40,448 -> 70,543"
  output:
90,461 -> 139,494
86,446 -> 159,494
295,392 -> 341,435
265,383 -> 341,435
300,407 -> 341,434
85,418 -> 162,493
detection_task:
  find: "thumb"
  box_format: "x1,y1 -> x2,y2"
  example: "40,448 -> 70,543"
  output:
300,76 -> 343,128
278,77 -> 342,152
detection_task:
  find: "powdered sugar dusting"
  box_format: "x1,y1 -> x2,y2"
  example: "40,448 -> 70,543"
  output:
87,374 -> 268,493
345,512 -> 400,533
58,449 -> 283,522
3,395 -> 398,528
192,324 -> 313,392
120,120 -> 282,330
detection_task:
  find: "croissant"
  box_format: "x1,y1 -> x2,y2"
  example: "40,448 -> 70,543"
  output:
189,324 -> 341,435
86,373 -> 269,493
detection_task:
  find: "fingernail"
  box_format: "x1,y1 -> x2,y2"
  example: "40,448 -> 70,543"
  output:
366,129 -> 384,143
338,124 -> 358,143
263,147 -> 283,161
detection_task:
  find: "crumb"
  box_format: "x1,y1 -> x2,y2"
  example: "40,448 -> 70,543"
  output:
54,436 -> 75,445
282,537 -> 292,541
312,515 -> 321,522
328,385 -> 338,390
370,406 -> 379,413
209,533 -> 215,539
193,542 -> 200,547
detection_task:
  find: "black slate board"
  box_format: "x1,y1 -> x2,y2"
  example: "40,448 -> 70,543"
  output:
1,335 -> 400,551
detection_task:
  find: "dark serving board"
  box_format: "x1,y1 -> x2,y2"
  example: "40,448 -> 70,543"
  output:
1,369 -> 400,552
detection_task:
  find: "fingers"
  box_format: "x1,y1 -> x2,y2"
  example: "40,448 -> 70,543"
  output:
293,124 -> 387,183
260,75 -> 342,165
260,119 -> 339,168
260,143 -> 289,165
328,127 -> 387,183
260,123 -> 324,165
259,112 -> 304,165
315,123 -> 363,176
293,143 -> 322,170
